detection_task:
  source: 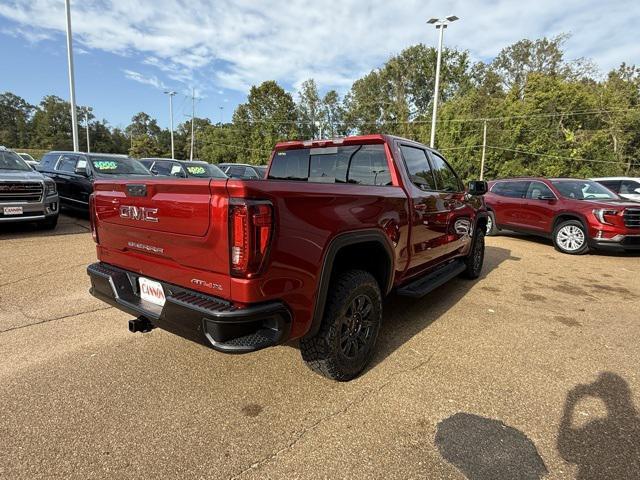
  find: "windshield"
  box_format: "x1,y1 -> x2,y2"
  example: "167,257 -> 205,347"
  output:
551,180 -> 619,200
184,163 -> 227,178
90,156 -> 151,176
0,150 -> 31,171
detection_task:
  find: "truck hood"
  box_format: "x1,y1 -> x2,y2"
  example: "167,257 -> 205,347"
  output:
0,170 -> 45,181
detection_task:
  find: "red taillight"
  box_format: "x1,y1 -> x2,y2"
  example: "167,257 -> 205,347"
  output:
89,193 -> 99,244
229,200 -> 273,277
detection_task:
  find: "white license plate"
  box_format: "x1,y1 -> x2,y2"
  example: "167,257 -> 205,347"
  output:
3,206 -> 23,215
139,277 -> 166,307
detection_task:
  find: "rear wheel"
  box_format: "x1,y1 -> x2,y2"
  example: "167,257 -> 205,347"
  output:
300,270 -> 382,381
552,220 -> 589,255
486,211 -> 499,236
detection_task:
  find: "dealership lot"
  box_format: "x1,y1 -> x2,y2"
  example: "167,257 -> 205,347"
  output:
1,216 -> 639,479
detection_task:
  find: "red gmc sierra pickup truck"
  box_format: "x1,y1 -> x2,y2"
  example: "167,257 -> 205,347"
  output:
87,134 -> 488,380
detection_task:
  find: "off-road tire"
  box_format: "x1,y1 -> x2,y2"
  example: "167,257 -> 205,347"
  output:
300,270 -> 382,381
462,226 -> 485,279
552,220 -> 589,255
486,211 -> 499,236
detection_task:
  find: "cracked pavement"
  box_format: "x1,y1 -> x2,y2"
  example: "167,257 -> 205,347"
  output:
1,217 -> 640,479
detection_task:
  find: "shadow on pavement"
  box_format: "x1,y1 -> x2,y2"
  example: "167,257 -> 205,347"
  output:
435,412 -> 547,480
0,211 -> 89,239
496,231 -> 640,257
557,372 -> 640,479
370,245 -> 520,368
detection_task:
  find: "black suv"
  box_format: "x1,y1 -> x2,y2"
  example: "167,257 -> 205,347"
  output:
140,158 -> 227,179
38,152 -> 151,212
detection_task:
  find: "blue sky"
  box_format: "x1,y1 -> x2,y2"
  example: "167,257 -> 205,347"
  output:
1,0 -> 639,129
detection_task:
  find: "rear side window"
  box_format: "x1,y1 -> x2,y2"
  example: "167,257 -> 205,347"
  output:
400,145 -> 436,190
491,181 -> 530,198
429,152 -> 462,192
269,144 -> 390,186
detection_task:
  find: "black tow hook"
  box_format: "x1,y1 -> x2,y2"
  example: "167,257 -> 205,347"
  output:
128,316 -> 156,333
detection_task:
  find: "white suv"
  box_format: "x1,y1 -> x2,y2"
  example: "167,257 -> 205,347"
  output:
591,177 -> 640,203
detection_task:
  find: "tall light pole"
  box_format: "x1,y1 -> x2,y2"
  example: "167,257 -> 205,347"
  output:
85,107 -> 92,153
427,15 -> 458,148
164,91 -> 176,159
64,0 -> 79,152
190,88 -> 195,161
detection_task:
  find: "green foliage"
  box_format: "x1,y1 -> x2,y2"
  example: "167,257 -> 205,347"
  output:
1,34 -> 638,177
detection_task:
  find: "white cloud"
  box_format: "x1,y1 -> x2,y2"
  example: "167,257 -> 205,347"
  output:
123,69 -> 167,90
1,0 -> 638,95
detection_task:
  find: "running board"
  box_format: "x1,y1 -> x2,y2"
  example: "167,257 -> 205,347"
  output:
397,259 -> 466,298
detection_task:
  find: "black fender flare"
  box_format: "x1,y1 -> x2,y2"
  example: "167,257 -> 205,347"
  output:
304,229 -> 395,339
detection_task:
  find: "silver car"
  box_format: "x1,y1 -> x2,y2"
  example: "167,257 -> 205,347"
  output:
0,146 -> 59,229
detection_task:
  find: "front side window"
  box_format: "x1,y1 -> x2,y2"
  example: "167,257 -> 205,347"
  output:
429,152 -> 462,192
526,181 -> 555,200
56,155 -> 79,173
551,180 -> 618,200
400,145 -> 436,190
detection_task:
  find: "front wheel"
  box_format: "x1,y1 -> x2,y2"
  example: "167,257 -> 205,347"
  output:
462,226 -> 485,279
300,270 -> 382,381
552,220 -> 589,255
39,215 -> 58,230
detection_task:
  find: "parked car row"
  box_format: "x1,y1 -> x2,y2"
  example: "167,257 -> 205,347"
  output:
485,177 -> 640,254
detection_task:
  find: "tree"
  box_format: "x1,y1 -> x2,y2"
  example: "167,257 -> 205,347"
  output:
30,96 -> 74,150
129,135 -> 161,158
231,81 -> 298,164
0,92 -> 34,148
297,79 -> 322,139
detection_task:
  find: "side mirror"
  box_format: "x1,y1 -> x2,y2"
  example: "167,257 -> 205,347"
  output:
74,166 -> 88,176
150,168 -> 159,175
468,180 -> 488,196
634,187 -> 640,194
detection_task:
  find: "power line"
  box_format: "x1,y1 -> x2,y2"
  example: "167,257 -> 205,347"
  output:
486,146 -> 638,165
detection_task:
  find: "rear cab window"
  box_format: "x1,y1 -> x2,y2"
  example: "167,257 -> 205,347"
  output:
269,144 -> 391,186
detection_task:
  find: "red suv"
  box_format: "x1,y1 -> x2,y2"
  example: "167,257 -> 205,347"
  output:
485,178 -> 640,254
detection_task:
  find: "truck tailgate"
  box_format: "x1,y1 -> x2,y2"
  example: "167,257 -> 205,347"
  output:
93,178 -> 231,295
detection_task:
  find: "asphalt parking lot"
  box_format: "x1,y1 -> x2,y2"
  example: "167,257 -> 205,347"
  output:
1,214 -> 639,479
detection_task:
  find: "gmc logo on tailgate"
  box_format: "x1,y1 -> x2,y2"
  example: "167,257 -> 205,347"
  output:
119,205 -> 159,222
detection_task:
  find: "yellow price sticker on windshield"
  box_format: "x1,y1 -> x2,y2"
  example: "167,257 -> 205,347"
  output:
187,166 -> 206,174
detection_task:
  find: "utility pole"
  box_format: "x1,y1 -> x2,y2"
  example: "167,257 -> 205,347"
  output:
190,88 -> 195,161
427,15 -> 458,148
164,90 -> 176,159
480,119 -> 487,180
85,108 -> 91,153
64,0 -> 79,152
